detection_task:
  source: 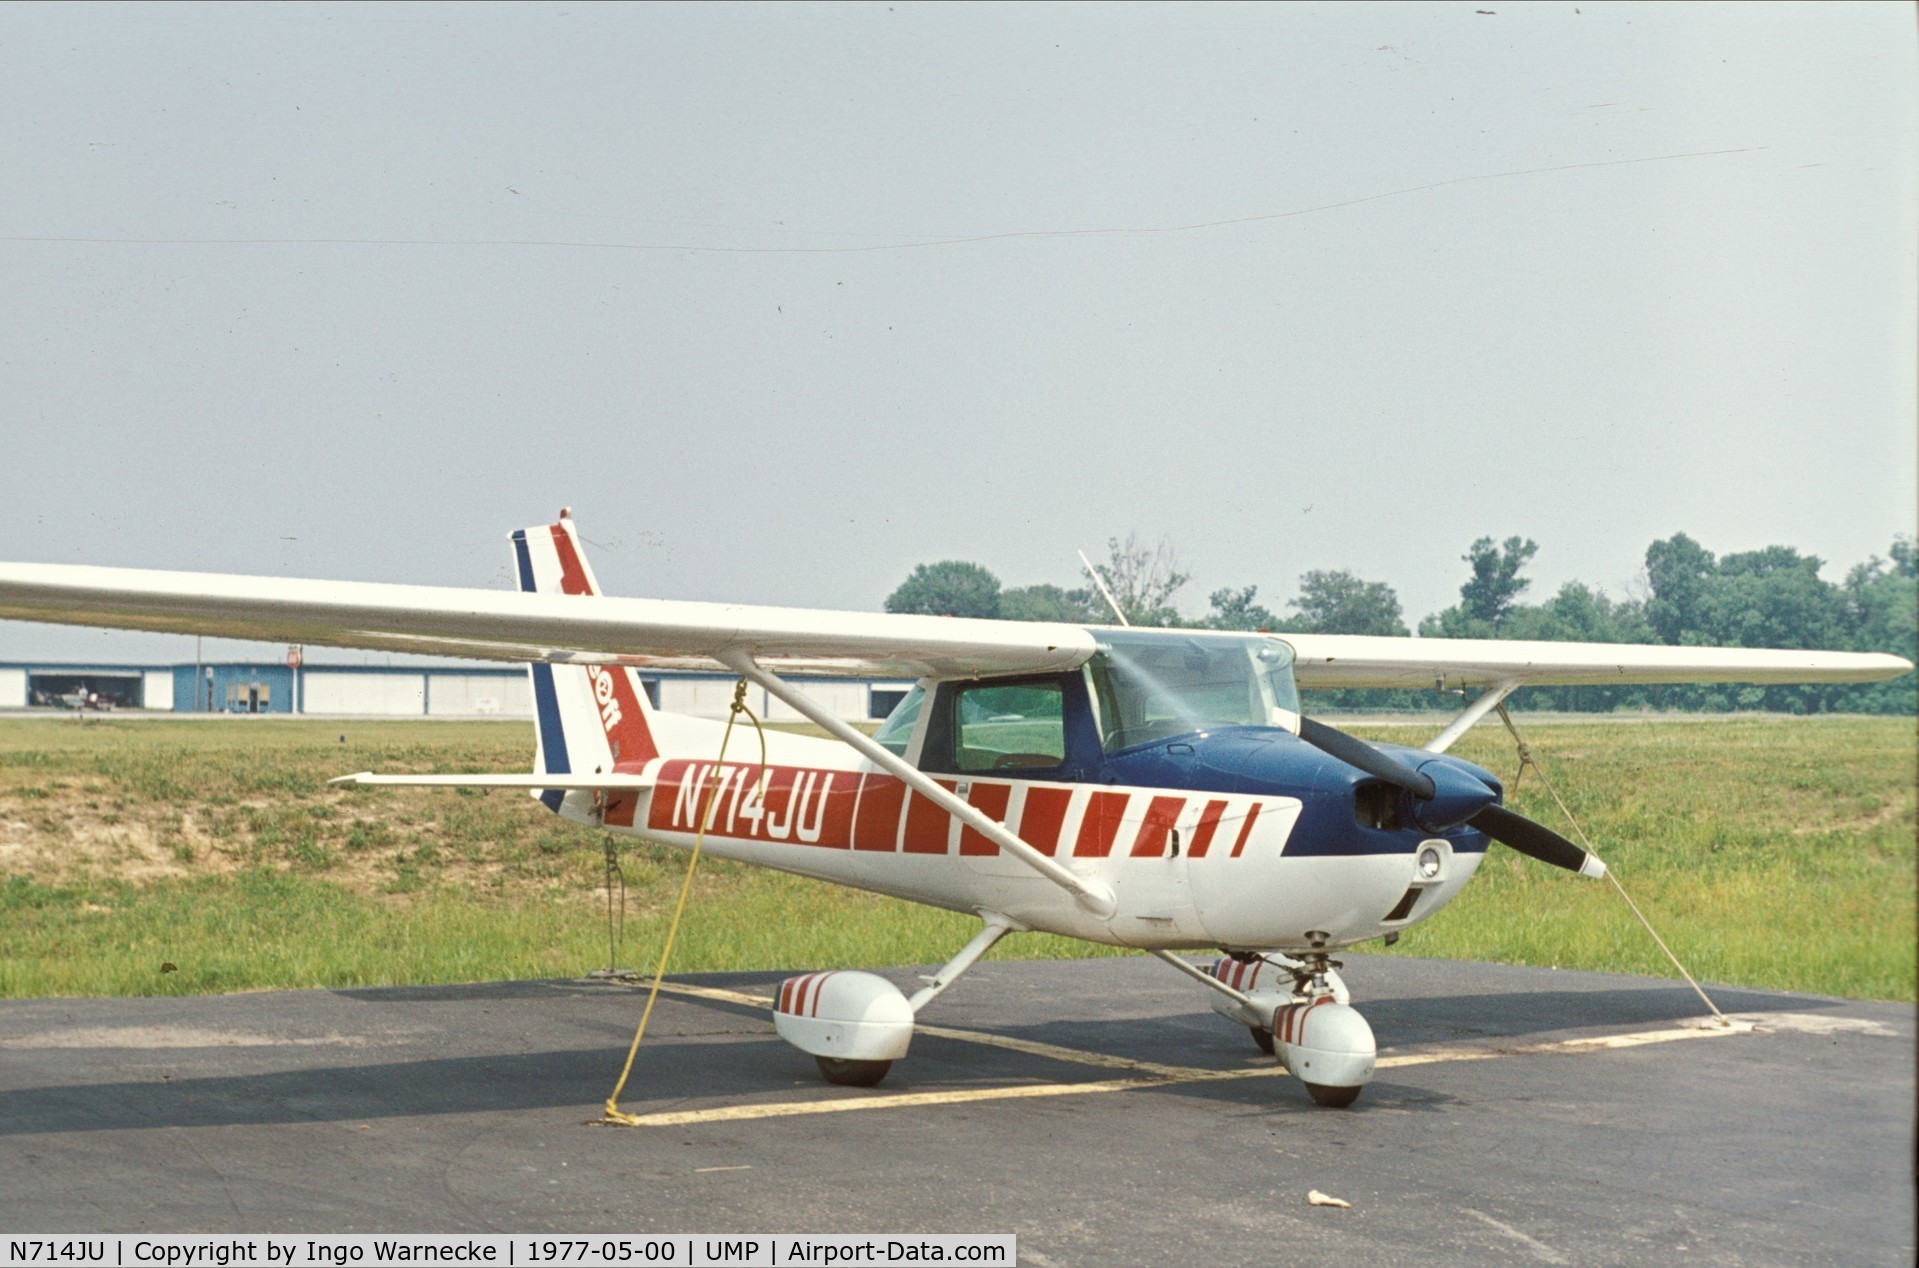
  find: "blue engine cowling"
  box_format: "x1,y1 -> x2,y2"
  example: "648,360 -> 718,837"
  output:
1100,727 -> 1501,861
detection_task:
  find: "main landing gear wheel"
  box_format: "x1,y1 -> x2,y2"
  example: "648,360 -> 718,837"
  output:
1250,1026 -> 1276,1055
816,1057 -> 892,1087
1305,1082 -> 1362,1108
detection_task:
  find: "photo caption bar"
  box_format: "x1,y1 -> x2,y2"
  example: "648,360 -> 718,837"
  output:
0,1237 -> 1016,1268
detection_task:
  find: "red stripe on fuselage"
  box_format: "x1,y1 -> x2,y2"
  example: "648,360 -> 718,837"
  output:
902,782 -> 959,854
812,773 -> 859,848
853,775 -> 906,851
1230,803 -> 1264,858
642,764 -> 1278,866
603,791 -> 638,829
1187,800 -> 1228,858
1073,792 -> 1129,858
1130,796 -> 1186,857
958,783 -> 1012,856
1014,787 -> 1071,855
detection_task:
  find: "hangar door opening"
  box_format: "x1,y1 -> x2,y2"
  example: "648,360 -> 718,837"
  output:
29,672 -> 143,710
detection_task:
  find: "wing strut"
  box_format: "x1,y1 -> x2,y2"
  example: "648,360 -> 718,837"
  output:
719,651 -> 1119,918
1422,678 -> 1524,754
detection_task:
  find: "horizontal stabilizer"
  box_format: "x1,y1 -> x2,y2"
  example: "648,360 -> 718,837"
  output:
329,772 -> 655,790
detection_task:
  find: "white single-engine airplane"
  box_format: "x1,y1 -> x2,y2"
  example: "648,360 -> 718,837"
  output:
0,513 -> 1907,1106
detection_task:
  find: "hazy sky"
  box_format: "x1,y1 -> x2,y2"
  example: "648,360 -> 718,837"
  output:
2,1 -> 1913,663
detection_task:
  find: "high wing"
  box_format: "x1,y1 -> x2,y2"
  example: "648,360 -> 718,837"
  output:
1284,632 -> 1910,689
0,562 -> 1093,679
0,559 -> 1906,687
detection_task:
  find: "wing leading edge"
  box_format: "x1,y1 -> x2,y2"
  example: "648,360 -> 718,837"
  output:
0,559 -> 1906,687
0,562 -> 1095,680
1284,631 -> 1909,689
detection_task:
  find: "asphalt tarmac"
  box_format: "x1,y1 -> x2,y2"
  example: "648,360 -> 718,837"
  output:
0,955 -> 1910,1265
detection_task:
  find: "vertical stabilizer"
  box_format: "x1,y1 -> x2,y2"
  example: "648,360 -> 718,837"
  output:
509,511 -> 662,816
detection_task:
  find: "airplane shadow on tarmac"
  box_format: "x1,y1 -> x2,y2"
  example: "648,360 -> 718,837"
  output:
1356,983 -> 1823,1044
0,1040 -> 776,1136
0,975 -> 1838,1137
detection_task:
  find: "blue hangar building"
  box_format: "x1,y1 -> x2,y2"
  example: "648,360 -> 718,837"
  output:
0,661 -> 911,723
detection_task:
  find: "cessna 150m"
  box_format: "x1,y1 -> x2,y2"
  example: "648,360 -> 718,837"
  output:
0,513 -> 1907,1107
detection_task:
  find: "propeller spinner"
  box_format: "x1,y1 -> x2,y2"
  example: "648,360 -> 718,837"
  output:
1296,717 -> 1605,878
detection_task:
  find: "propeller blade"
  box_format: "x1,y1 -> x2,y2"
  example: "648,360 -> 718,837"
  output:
1298,717 -> 1436,799
1468,803 -> 1607,878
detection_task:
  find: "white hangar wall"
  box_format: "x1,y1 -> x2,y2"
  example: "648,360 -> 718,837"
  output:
425,673 -> 535,717
301,672 -> 428,716
649,675 -> 913,724
296,669 -> 533,717
655,677 -> 745,719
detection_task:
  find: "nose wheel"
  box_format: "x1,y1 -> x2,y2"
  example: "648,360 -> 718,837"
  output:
1185,949 -> 1377,1107
816,1057 -> 892,1087
1304,1081 -> 1362,1108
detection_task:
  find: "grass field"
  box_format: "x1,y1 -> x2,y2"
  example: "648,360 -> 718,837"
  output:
0,714 -> 1910,1002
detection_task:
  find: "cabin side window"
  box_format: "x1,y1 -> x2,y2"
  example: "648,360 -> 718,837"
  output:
950,680 -> 1067,773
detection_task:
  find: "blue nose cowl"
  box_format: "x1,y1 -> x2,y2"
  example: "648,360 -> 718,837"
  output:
1408,758 -> 1500,832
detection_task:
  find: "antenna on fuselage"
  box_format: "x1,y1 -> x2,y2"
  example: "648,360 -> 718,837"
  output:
1077,549 -> 1130,626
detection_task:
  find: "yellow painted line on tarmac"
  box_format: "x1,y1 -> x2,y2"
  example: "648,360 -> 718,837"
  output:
912,1022 -> 1218,1079
1560,1018 -> 1756,1047
645,980 -> 774,1009
612,1074 -> 1254,1127
640,979 -> 1229,1079
1376,1018 -> 1754,1070
620,979 -> 1751,1127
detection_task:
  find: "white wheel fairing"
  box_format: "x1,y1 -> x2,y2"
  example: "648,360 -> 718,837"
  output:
773,970 -> 915,1062
1274,999 -> 1377,1091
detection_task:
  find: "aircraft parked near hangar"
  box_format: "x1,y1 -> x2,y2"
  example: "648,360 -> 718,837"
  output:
0,514 -> 1906,1107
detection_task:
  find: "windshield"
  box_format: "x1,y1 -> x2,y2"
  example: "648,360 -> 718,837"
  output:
1083,630 -> 1299,752
872,683 -> 927,756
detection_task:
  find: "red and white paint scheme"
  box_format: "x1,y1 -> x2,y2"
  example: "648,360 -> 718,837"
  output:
0,511 -> 1905,1107
1270,998 -> 1378,1107
773,971 -> 916,1085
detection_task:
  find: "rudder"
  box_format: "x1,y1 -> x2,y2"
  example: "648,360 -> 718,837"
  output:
510,511 -> 662,816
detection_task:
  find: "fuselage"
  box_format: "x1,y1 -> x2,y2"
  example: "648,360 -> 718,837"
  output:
552,706 -> 1496,954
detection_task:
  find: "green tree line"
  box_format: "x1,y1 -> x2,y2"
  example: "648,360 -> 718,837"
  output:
883,532 -> 1917,715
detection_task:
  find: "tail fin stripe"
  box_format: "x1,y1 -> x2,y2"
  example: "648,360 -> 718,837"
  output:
545,525 -> 660,766
511,530 -> 538,593
530,662 -> 570,812
515,515 -> 661,796
548,524 -> 597,597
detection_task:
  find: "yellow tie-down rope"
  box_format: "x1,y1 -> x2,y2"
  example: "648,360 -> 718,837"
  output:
603,678 -> 768,1126
1494,703 -> 1729,1027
